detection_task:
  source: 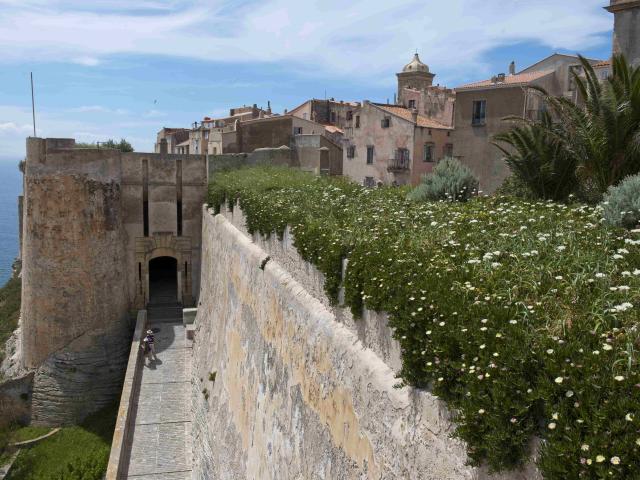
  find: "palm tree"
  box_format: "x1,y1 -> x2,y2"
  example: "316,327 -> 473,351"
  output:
495,54 -> 640,201
493,112 -> 578,201
547,55 -> 640,195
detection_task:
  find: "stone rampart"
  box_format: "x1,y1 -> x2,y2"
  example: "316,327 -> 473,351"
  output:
192,207 -> 540,479
20,137 -> 206,424
23,138 -> 132,424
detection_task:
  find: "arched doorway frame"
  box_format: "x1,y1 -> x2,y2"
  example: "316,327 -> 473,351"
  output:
135,233 -> 193,307
147,249 -> 181,306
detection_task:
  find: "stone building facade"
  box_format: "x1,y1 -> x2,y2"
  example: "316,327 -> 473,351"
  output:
343,101 -> 452,186
607,0 -> 640,66
155,128 -> 189,154
21,137 -> 206,424
452,54 -> 604,193
289,99 -> 360,131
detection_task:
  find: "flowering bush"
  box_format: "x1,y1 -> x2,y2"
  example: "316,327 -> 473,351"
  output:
601,174 -> 640,230
210,166 -> 640,479
408,157 -> 479,202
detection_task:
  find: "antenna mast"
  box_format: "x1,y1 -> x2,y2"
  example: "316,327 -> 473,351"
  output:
30,72 -> 36,137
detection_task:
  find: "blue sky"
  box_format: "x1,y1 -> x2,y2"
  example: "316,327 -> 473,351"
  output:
0,0 -> 614,160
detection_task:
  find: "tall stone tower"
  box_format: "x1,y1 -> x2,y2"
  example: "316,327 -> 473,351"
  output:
22,138 -> 132,424
606,0 -> 640,66
397,53 -> 435,104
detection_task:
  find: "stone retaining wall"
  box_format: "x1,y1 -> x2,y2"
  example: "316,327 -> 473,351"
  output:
192,207 -> 540,479
106,310 -> 147,480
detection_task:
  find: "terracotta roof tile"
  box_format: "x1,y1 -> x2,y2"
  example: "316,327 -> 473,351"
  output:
374,104 -> 452,129
456,70 -> 554,91
593,60 -> 612,68
324,125 -> 344,134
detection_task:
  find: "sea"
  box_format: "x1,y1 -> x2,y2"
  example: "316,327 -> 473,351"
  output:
0,161 -> 22,286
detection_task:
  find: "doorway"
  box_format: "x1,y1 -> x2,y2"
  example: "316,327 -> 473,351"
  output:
148,256 -> 178,305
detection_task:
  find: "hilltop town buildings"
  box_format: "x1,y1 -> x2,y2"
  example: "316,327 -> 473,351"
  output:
154,0 -> 638,191
155,128 -> 189,154
452,54 -> 604,192
341,55 -> 454,187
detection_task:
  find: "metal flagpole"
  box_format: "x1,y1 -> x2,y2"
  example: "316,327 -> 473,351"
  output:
30,72 -> 36,137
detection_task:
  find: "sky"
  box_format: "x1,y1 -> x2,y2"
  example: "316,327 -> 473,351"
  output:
0,0 -> 615,161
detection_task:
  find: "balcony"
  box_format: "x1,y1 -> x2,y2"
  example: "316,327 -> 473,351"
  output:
387,157 -> 411,172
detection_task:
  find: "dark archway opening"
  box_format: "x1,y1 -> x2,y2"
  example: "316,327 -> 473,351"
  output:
149,256 -> 178,305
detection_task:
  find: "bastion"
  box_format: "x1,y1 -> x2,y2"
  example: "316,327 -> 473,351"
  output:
21,137 -> 206,424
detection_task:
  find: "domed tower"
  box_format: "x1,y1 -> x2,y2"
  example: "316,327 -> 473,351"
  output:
397,53 -> 435,104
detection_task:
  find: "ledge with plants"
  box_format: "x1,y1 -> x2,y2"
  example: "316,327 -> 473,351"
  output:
209,165 -> 640,480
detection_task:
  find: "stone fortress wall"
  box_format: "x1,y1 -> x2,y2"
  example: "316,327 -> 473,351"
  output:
192,204 -> 542,479
21,138 -> 207,424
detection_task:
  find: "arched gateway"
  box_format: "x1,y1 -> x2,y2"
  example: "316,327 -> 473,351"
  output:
135,233 -> 194,307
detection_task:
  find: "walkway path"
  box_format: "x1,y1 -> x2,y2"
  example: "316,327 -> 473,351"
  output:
125,302 -> 192,479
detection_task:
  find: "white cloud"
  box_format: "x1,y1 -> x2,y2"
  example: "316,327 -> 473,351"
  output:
69,105 -> 128,114
0,122 -> 32,133
0,0 -> 613,80
0,104 -> 154,157
72,56 -> 100,66
143,109 -> 167,118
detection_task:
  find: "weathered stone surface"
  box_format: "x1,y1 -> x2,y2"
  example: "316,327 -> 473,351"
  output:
22,138 -> 132,424
194,208 -> 541,479
31,326 -> 132,425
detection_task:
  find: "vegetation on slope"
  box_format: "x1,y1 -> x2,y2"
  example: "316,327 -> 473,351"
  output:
5,403 -> 117,480
209,166 -> 640,479
0,276 -> 21,366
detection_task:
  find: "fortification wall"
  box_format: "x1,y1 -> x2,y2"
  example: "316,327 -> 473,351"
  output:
192,208 -> 540,479
22,138 -> 132,424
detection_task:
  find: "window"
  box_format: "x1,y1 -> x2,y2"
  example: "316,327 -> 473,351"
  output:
366,146 -> 374,164
346,110 -> 353,121
330,111 -> 337,123
381,117 -> 391,128
444,143 -> 454,158
408,99 -> 416,109
347,145 -> 355,158
303,113 -> 308,120
395,148 -> 410,163
294,127 -> 303,135
472,100 -> 486,126
423,143 -> 435,162
204,131 -> 209,140
212,147 -> 217,155
355,115 -> 360,128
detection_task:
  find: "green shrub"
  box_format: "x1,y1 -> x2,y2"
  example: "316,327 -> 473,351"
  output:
494,175 -> 535,199
601,174 -> 640,229
408,157 -> 479,202
209,167 -> 640,478
0,276 -> 21,366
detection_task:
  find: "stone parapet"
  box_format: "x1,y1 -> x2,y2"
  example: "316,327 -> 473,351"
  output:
105,310 -> 147,480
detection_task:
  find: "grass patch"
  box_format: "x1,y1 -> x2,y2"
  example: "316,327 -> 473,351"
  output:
6,403 -> 117,480
210,166 -> 640,479
9,426 -> 51,443
0,276 -> 21,365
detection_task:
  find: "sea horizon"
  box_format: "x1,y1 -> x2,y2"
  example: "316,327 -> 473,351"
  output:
0,159 -> 22,286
